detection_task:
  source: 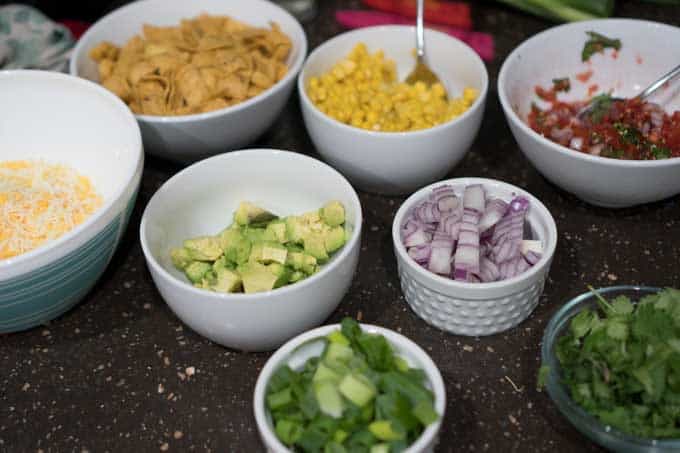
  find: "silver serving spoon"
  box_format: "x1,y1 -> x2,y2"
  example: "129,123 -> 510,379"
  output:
404,0 -> 447,98
578,63 -> 680,119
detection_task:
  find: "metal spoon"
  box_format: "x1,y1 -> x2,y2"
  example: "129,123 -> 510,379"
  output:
404,0 -> 447,98
578,62 -> 680,119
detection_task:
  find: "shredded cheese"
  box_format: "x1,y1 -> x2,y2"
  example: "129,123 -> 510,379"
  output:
0,160 -> 103,260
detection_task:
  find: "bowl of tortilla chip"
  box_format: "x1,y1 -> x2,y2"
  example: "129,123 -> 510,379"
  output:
70,0 -> 307,162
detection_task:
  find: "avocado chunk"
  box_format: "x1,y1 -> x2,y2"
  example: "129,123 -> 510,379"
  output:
324,226 -> 346,254
304,233 -> 329,263
286,215 -> 310,244
288,270 -> 306,283
224,236 -> 251,265
211,267 -> 242,293
234,202 -> 277,226
218,227 -> 243,252
286,252 -> 317,275
260,241 -> 288,265
321,201 -> 346,227
264,221 -> 288,243
170,247 -> 192,270
239,262 -> 279,293
184,236 -> 223,261
266,263 -> 292,288
184,261 -> 212,284
301,210 -> 322,224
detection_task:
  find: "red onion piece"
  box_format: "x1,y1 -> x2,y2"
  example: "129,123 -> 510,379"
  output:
408,244 -> 432,264
478,199 -> 508,233
463,184 -> 485,213
404,228 -> 432,248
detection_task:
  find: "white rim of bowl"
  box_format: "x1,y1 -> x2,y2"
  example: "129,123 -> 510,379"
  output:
298,25 -> 489,138
498,18 -> 680,168
69,0 -> 308,124
139,148 -> 363,302
392,177 -> 558,292
253,323 -> 446,453
0,69 -> 143,272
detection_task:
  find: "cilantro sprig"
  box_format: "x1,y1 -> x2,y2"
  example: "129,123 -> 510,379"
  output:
540,288 -> 680,438
582,31 -> 622,62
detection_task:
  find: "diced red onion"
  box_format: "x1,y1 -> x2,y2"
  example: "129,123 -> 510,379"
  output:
402,185 -> 540,283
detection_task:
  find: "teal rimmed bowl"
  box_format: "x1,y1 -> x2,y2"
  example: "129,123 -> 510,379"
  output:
0,70 -> 143,333
540,285 -> 680,452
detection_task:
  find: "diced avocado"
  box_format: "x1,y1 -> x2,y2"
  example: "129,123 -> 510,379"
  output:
286,243 -> 304,253
304,233 -> 329,263
223,237 -> 251,264
370,443 -> 390,453
170,247 -> 192,270
234,201 -> 277,226
286,251 -> 318,274
324,226 -> 346,254
211,267 -> 242,293
200,270 -> 217,287
286,216 -> 309,244
261,241 -> 288,265
249,242 -> 264,263
264,221 -> 288,243
301,210 -> 322,224
321,201 -> 346,227
239,262 -> 278,293
243,226 -> 265,243
338,373 -> 376,407
368,420 -> 405,441
212,255 -> 228,272
184,261 -> 212,283
218,227 -> 243,253
313,362 -> 343,385
184,236 -> 223,261
266,263 -> 292,288
314,380 -> 345,418
325,342 -> 354,363
289,270 -> 306,283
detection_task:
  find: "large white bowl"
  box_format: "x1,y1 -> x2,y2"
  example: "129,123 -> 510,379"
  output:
299,26 -> 488,195
499,19 -> 680,208
392,178 -> 557,336
0,70 -> 143,332
253,323 -> 446,453
70,0 -> 307,163
139,149 -> 363,351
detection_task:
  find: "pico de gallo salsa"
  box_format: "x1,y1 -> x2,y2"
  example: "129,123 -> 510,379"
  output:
528,88 -> 680,160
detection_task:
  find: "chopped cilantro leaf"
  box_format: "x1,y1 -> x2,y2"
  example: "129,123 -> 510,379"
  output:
582,31 -> 622,62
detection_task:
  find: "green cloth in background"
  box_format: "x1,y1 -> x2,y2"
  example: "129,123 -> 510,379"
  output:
0,3 -> 74,71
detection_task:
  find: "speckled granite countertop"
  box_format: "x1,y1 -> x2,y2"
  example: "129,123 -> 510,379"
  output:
1,1 -> 679,452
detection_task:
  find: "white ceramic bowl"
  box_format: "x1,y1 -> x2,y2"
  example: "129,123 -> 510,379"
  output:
392,178 -> 558,336
299,26 -> 488,195
0,70 -> 143,333
498,19 -> 680,208
139,149 -> 362,351
253,323 -> 446,453
70,0 -> 307,163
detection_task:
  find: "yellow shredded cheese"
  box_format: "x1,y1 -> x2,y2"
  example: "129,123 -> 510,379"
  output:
0,160 -> 103,260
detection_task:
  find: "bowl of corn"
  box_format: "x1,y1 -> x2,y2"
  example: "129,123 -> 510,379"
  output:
298,25 -> 488,195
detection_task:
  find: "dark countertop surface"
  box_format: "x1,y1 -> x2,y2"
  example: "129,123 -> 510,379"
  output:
2,1 -> 679,452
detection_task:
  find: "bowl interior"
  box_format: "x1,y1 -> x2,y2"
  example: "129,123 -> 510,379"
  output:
501,19 -> 680,122
72,0 -> 306,94
541,286 -> 680,449
301,26 -> 487,108
255,324 -> 445,452
0,71 -> 140,201
393,177 -> 557,291
142,149 -> 361,285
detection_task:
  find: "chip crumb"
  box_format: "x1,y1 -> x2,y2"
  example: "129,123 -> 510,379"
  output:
164,357 -> 171,366
167,392 -> 175,401
177,372 -> 186,381
462,345 -> 474,352
160,442 -> 169,451
42,329 -> 50,336
486,346 -> 495,353
158,383 -> 165,394
607,273 -> 618,281
185,367 -> 195,377
173,431 -> 183,440
508,414 -> 519,426
21,382 -> 30,391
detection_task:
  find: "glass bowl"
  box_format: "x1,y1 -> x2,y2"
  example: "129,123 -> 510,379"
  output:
540,285 -> 680,453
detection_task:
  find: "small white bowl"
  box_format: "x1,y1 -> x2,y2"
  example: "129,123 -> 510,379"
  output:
499,19 -> 680,208
139,149 -> 363,351
253,323 -> 446,453
70,0 -> 307,163
298,26 -> 488,195
0,70 -> 143,332
392,178 -> 557,336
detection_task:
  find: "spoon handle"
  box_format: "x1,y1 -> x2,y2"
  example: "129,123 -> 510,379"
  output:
638,63 -> 680,100
415,0 -> 425,58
